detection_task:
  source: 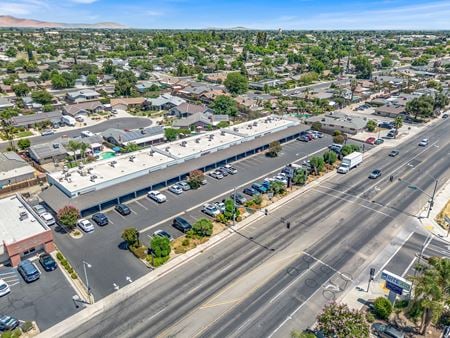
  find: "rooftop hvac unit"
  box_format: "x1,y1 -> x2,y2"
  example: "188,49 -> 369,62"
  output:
90,175 -> 97,182
62,165 -> 68,172
253,121 -> 258,126
195,138 -> 201,143
65,173 -> 71,178
220,130 -> 225,136
78,163 -> 84,169
165,147 -> 170,152
19,211 -> 28,221
80,170 -> 87,176
181,141 -> 187,147
233,127 -> 239,132
87,168 -> 93,174
53,143 -> 60,149
129,155 -> 136,162
149,150 -> 154,156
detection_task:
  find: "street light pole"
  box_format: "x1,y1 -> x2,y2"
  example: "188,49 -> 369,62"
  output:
427,178 -> 439,219
233,186 -> 236,227
82,261 -> 92,303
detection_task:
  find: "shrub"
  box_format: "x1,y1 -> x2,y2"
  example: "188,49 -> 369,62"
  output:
150,236 -> 171,258
130,246 -> 148,259
71,273 -> 78,279
366,120 -> 377,132
193,218 -> 213,237
365,312 -> 375,323
147,255 -> 170,267
67,267 -> 74,274
56,252 -> 64,261
323,151 -> 337,165
21,321 -> 33,332
1,328 -> 21,338
333,134 -> 345,144
310,156 -> 325,174
216,213 -> 227,224
122,227 -> 140,248
188,170 -> 205,190
373,297 -> 393,320
182,239 -> 190,247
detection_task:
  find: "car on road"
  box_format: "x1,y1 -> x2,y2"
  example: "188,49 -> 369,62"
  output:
243,187 -> 260,196
17,259 -> 40,283
40,129 -> 55,136
0,279 -> 10,297
178,181 -> 191,191
92,213 -> 109,226
389,150 -> 400,157
169,184 -> 183,195
40,212 -> 56,226
442,113 -> 448,119
365,137 -> 376,145
375,138 -> 384,145
115,203 -> 131,216
418,138 -> 429,147
224,164 -> 238,175
369,169 -> 382,179
252,183 -> 268,193
33,204 -> 47,215
39,253 -> 57,272
371,323 -> 404,338
77,218 -> 95,232
153,230 -> 173,241
148,190 -> 167,203
297,135 -> 310,142
80,130 -> 95,138
0,315 -> 19,331
172,217 -> 192,233
230,193 -> 247,205
209,170 -> 224,180
202,203 -> 221,217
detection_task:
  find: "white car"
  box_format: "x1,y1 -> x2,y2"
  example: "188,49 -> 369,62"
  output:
40,212 -> 55,226
418,138 -> 429,147
81,130 -> 94,138
77,219 -> 95,233
148,190 -> 167,203
33,205 -> 47,215
0,279 -> 10,297
274,174 -> 288,185
202,203 -> 221,217
178,181 -> 191,191
169,184 -> 183,195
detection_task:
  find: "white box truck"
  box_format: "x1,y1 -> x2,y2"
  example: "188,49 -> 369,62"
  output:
337,152 -> 363,174
62,115 -> 76,126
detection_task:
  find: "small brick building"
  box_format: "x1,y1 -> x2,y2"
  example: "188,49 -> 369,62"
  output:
0,194 -> 55,267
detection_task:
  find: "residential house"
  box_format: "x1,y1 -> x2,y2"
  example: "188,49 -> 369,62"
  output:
110,97 -> 146,111
147,94 -> 186,111
22,96 -> 42,111
66,89 -> 101,103
63,100 -> 104,117
0,152 -> 36,187
305,111 -> 367,135
249,79 -> 284,91
0,97 -> 14,110
374,104 -> 405,118
29,141 -> 68,164
102,126 -> 165,147
172,112 -> 229,130
169,102 -> 213,118
11,111 -> 63,128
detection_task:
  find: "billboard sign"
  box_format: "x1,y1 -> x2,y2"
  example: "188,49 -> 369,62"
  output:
381,270 -> 412,292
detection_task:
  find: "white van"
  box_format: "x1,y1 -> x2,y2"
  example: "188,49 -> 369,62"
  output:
61,116 -> 76,126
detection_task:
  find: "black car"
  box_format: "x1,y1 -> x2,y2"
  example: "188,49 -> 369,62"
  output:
17,259 -> 40,283
389,150 -> 400,157
243,187 -> 260,196
442,113 -> 448,119
172,217 -> 192,233
0,315 -> 19,332
39,253 -> 57,272
92,213 -> 109,226
115,204 -> 131,216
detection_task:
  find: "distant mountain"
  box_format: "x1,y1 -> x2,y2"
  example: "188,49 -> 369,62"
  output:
0,16 -> 127,29
205,26 -> 251,31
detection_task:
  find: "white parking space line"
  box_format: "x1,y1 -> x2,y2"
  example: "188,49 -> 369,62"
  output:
130,208 -> 138,215
135,200 -> 149,210
0,271 -> 18,276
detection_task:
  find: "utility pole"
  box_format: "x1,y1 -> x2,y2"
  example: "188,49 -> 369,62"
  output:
367,267 -> 375,292
427,178 -> 438,218
82,261 -> 92,303
233,186 -> 236,227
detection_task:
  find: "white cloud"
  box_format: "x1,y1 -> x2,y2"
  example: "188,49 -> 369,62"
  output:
71,0 -> 98,3
0,3 -> 32,15
144,10 -> 164,17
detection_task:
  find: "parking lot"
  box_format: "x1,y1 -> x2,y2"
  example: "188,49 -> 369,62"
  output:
0,260 -> 81,331
53,133 -> 371,299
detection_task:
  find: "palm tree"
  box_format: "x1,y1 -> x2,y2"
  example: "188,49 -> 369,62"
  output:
79,142 -> 89,160
393,116 -> 403,137
350,79 -> 358,102
67,140 -> 81,164
0,108 -> 17,151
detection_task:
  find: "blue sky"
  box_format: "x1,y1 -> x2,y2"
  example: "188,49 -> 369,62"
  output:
1,0 -> 450,29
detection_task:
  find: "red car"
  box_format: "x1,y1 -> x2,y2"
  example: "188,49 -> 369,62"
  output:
365,137 -> 376,145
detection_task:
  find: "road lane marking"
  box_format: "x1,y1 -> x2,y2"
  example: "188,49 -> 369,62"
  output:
402,257 -> 417,277
302,251 -> 353,280
375,231 -> 414,278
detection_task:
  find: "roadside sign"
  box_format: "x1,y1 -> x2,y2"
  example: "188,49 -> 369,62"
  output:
381,270 -> 412,292
386,281 -> 404,295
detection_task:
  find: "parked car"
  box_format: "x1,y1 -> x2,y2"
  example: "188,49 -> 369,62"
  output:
17,259 -> 40,283
389,150 -> 400,157
378,121 -> 394,129
209,170 -> 224,179
178,181 -> 191,191
33,204 -> 47,215
224,164 -> 238,175
172,217 -> 192,233
385,133 -> 395,139
418,138 -> 429,147
329,143 -> 343,153
243,187 -> 260,196
375,138 -> 384,145
214,202 -> 225,213
39,253 -> 57,272
442,113 -> 448,119
273,174 -> 288,185
297,135 -> 310,142
80,130 -> 94,138
77,219 -> 95,232
230,193 -> 247,205
371,323 -> 404,338
0,315 -> 19,331
365,137 -> 376,145
0,280 -> 10,297
40,129 -> 55,136
252,183 -> 268,193
40,212 -> 55,226
148,190 -> 167,203
153,230 -> 173,241
217,167 -> 229,177
92,213 -> 109,226
169,184 -> 183,195
202,203 -> 221,217
369,169 -> 382,179
114,204 -> 131,216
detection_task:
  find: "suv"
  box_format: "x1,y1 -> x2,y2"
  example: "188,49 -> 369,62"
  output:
39,253 -> 57,271
18,259 -> 40,283
92,213 -> 109,226
172,217 -> 192,233
0,315 -> 19,331
115,204 -> 131,216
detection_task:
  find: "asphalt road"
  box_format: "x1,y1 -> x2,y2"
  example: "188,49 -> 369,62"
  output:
57,118 -> 450,337
0,117 -> 152,151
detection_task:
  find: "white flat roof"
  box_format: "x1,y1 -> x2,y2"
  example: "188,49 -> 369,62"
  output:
48,116 -> 299,196
0,195 -> 48,255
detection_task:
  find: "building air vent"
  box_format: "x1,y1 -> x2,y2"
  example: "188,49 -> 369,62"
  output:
181,141 -> 187,147
19,211 -> 28,221
129,155 -> 136,162
195,138 -> 201,143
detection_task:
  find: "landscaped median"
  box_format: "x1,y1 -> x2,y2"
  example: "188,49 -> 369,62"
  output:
122,148 -> 349,269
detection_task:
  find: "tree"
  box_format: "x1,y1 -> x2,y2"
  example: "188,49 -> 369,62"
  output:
188,170 -> 205,190
352,55 -> 373,79
381,56 -> 393,68
223,198 -> 239,221
150,236 -> 171,258
0,108 -> 18,151
310,156 -> 325,175
164,128 -> 178,141
434,92 -> 449,112
17,138 -> 31,150
121,142 -> 141,153
341,144 -> 360,156
292,168 -> 308,185
323,151 -> 337,165
366,119 -> 377,132
57,206 -> 80,230
86,74 -> 98,86
269,181 -> 286,195
350,79 -> 358,102
393,116 -> 403,131
266,141 -> 282,157
224,72 -> 248,95
12,83 -> 30,97
5,47 -> 17,57
122,227 -> 140,248
103,59 -> 114,74
333,134 -> 345,144
373,297 -> 393,320
211,95 -> 239,117
31,90 -> 53,105
115,70 -> 137,96
406,95 -> 434,120
317,303 -> 369,338
193,218 -> 213,237
311,122 -> 322,131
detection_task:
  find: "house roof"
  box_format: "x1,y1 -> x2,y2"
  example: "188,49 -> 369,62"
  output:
375,104 -> 404,115
63,101 -> 104,116
148,94 -> 185,107
172,102 -> 209,114
102,125 -> 164,144
0,152 -> 32,172
29,142 -> 68,160
110,97 -> 146,107
172,112 -> 212,128
11,111 -> 62,127
306,111 -> 367,130
66,89 -> 100,99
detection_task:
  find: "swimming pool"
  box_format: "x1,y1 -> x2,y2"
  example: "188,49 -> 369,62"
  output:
101,151 -> 116,160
